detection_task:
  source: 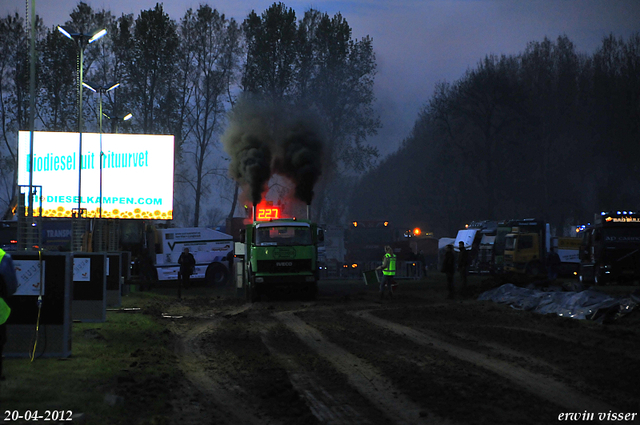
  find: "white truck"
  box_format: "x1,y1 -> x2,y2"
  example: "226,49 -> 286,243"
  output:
154,227 -> 234,285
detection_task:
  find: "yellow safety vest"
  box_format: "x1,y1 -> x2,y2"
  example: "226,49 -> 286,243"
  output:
383,253 -> 396,276
0,248 -> 10,324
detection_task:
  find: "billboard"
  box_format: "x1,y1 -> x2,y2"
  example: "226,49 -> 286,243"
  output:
18,131 -> 174,219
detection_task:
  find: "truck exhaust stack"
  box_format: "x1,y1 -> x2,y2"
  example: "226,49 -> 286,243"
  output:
307,204 -> 310,221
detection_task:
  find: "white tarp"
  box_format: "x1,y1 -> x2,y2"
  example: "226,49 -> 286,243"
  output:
479,283 -> 639,323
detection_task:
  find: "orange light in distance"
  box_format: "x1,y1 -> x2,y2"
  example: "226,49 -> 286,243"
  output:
352,221 -> 358,227
413,227 -> 421,236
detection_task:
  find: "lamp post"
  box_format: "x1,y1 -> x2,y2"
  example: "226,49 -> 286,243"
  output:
102,112 -> 133,134
83,82 -> 120,218
57,26 -> 106,220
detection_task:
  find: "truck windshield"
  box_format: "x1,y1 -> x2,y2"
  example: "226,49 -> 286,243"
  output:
504,236 -> 515,251
602,227 -> 640,245
256,226 -> 312,246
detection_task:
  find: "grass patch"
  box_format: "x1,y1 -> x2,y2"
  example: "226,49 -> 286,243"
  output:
2,292 -> 180,425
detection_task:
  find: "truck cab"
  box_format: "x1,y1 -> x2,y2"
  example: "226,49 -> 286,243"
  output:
243,219 -> 322,302
503,219 -> 550,276
578,212 -> 640,285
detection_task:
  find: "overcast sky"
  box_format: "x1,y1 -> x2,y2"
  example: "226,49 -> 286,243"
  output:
2,0 -> 639,156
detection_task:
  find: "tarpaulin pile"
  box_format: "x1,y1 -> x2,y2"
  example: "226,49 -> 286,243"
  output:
478,283 -> 639,323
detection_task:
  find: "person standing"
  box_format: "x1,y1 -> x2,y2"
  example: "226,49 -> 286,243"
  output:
416,250 -> 426,278
458,241 -> 469,291
547,247 -> 561,281
441,244 -> 455,299
178,247 -> 196,290
0,248 -> 18,381
376,246 -> 396,300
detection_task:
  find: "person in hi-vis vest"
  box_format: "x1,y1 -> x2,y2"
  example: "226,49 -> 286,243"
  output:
0,248 -> 18,381
376,245 -> 396,300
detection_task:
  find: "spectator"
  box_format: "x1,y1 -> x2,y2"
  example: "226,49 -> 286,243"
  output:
0,248 -> 18,381
458,241 -> 469,289
547,247 -> 561,281
178,248 -> 196,290
441,245 -> 455,299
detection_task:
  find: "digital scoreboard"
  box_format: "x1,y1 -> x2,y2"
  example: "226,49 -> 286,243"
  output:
255,205 -> 282,221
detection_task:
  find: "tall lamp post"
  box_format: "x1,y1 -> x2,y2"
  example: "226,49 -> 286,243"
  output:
57,26 -> 106,220
83,82 -> 120,218
103,112 -> 133,134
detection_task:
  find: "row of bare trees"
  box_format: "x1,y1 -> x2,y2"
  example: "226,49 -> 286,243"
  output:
0,2 -> 380,226
349,34 -> 640,237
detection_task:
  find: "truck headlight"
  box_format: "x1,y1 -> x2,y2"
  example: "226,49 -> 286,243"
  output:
256,277 -> 264,283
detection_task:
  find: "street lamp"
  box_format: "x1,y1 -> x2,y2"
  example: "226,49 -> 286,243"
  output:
83,82 -> 120,218
103,112 -> 133,134
57,25 -> 106,221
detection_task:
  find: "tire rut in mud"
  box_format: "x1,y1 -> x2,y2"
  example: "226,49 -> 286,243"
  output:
295,307 -> 569,425
372,302 -> 640,412
274,311 -> 448,425
171,318 -> 268,425
259,320 -> 391,425
195,312 -> 320,425
353,310 -> 616,414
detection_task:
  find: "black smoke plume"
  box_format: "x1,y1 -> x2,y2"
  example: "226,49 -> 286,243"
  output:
272,118 -> 323,205
222,97 -> 324,207
222,103 -> 273,205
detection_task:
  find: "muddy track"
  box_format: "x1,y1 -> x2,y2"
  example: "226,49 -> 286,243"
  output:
170,307 -> 272,425
259,329 -> 374,425
159,283 -> 639,425
352,310 -> 616,414
273,310 -> 453,425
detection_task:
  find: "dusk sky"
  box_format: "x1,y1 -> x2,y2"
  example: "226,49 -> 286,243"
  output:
2,0 -> 639,156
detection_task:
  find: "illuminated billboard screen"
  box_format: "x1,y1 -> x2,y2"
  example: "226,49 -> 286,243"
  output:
18,131 -> 174,219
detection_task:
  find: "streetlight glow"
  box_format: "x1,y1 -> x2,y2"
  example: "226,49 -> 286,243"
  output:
83,81 -> 120,94
82,82 -> 96,92
57,25 -> 73,40
88,29 -> 107,43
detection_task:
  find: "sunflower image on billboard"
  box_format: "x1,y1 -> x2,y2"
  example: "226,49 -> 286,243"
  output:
18,131 -> 174,219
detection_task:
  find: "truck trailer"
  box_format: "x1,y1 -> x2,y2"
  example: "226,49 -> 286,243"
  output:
154,227 -> 234,285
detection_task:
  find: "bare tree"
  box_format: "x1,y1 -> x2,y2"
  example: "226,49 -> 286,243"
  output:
177,5 -> 241,227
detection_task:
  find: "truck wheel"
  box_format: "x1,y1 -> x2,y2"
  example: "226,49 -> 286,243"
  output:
594,266 -> 608,286
246,275 -> 260,303
206,263 -> 228,286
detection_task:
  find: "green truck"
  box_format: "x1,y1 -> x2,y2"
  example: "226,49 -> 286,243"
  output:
239,218 -> 323,302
